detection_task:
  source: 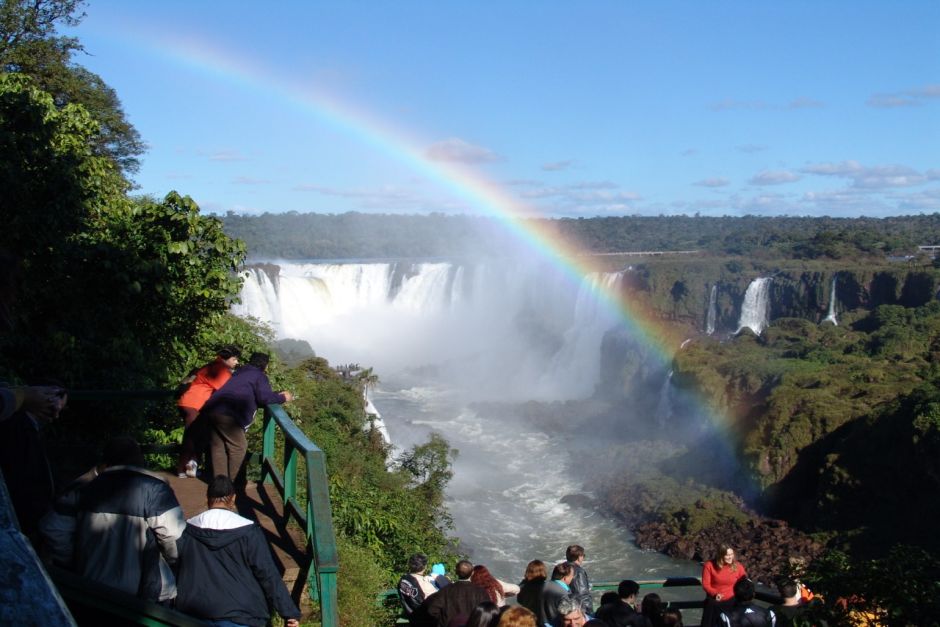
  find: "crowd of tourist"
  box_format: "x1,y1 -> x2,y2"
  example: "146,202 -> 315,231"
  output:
0,337 -> 300,625
399,544 -> 816,627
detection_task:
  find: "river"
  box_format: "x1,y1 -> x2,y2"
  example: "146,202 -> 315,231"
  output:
374,372 -> 700,586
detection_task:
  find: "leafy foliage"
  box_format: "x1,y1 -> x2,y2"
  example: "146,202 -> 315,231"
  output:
800,546 -> 940,627
0,74 -> 245,446
0,1 -> 144,172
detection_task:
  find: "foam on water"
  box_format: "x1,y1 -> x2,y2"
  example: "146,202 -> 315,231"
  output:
376,375 -> 699,583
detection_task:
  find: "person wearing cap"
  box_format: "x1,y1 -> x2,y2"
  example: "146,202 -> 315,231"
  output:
175,346 -> 241,478
175,475 -> 300,627
201,352 -> 292,484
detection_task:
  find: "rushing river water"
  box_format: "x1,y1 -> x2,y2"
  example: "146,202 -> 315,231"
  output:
374,373 -> 700,585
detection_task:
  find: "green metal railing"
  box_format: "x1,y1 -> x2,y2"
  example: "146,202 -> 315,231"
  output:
261,403 -> 339,627
380,576 -> 782,626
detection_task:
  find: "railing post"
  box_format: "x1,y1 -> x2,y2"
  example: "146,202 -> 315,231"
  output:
261,407 -> 275,485
284,441 -> 297,508
319,569 -> 339,627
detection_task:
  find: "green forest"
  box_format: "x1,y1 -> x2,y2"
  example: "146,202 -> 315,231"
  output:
222,210 -> 940,261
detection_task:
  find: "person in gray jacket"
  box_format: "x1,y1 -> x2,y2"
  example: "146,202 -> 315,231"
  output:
71,437 -> 186,602
175,475 -> 300,627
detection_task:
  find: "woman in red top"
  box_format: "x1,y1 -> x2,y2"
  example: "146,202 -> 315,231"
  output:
175,346 -> 240,477
701,544 -> 747,626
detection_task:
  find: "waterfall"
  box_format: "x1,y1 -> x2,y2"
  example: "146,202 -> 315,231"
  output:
736,277 -> 772,335
823,275 -> 838,326
655,370 -> 674,428
705,284 -> 718,335
235,261 -> 625,401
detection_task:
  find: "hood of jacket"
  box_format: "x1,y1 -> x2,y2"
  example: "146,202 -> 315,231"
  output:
184,508 -> 255,550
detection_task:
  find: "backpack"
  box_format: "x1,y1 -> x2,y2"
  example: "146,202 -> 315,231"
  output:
398,574 -> 426,616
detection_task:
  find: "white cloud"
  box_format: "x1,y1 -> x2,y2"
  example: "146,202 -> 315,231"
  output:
801,161 -> 933,189
541,160 -> 574,171
233,175 -> 270,185
787,97 -> 825,109
293,182 -> 467,212
694,177 -> 730,188
893,188 -> 940,212
867,83 -> 940,108
867,94 -> 919,108
206,149 -> 248,162
709,98 -> 768,111
425,137 -> 501,164
749,170 -> 802,185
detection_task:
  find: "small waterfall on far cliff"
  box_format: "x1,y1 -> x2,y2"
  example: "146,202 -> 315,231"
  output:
736,277 -> 772,335
823,275 -> 839,326
705,284 -> 718,335
655,370 -> 674,428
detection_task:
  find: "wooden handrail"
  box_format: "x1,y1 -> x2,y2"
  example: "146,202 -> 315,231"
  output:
261,403 -> 339,627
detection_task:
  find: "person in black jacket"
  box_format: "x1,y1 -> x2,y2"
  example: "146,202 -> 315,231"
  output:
175,475 -> 300,627
418,559 -> 490,627
719,578 -> 776,627
567,544 -> 594,615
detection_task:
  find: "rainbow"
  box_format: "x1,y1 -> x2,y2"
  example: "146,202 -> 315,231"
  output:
109,29 -> 732,431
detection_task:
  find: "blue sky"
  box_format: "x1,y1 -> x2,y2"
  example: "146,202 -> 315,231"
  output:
67,1 -> 939,217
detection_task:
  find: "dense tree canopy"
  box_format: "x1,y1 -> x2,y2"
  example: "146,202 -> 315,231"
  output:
222,211 -> 940,261
0,73 -> 245,442
0,0 -> 144,172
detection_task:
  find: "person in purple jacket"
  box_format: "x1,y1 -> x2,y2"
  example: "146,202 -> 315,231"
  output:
201,352 -> 293,484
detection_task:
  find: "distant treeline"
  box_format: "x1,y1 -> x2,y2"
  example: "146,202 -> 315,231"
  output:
221,211 -> 940,260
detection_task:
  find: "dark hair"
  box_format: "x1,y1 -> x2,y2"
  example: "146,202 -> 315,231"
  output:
407,553 -> 429,574
218,345 -> 242,360
566,544 -> 585,562
248,352 -> 270,369
777,579 -> 799,599
551,562 -> 572,581
456,560 -> 474,580
102,436 -> 145,467
618,579 -> 640,599
661,609 -> 683,627
471,565 -> 504,605
733,578 -> 755,603
207,475 -> 236,500
641,593 -> 664,627
465,601 -> 500,627
599,591 -> 620,606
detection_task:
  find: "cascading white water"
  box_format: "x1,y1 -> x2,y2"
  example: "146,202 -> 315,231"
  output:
736,277 -> 772,335
823,275 -> 838,326
234,260 -> 697,582
236,261 -> 623,401
705,284 -> 718,335
655,370 -> 674,428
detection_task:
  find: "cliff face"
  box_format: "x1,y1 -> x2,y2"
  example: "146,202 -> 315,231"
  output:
595,258 -> 940,556
616,260 -> 939,335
